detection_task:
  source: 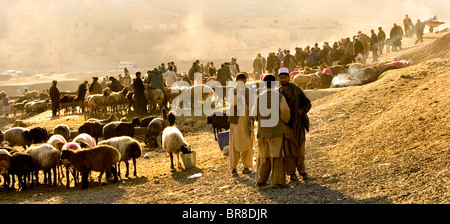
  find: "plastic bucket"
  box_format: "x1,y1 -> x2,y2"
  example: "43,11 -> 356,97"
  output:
181,151 -> 196,169
217,131 -> 230,150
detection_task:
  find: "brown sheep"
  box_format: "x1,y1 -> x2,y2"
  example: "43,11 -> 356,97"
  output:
78,121 -> 103,142
293,74 -> 312,90
106,86 -> 131,114
144,85 -> 165,112
60,145 -> 120,189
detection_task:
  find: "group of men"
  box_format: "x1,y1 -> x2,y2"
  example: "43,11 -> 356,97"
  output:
251,14 -> 426,75
228,67 -> 311,188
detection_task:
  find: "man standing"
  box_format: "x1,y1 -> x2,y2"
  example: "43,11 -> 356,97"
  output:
390,23 -> 403,51
109,76 -> 124,92
228,73 -> 255,175
253,53 -> 265,77
89,77 -> 103,95
208,62 -> 217,77
163,66 -> 177,87
229,58 -> 240,78
358,31 -> 371,64
370,29 -> 379,62
377,27 -> 386,54
415,19 -> 425,44
252,73 -> 291,188
217,63 -> 233,87
49,80 -> 60,117
77,81 -> 88,113
147,68 -> 165,92
403,14 -> 413,38
266,52 -> 280,74
278,68 -> 311,182
353,36 -> 364,63
133,71 -> 147,115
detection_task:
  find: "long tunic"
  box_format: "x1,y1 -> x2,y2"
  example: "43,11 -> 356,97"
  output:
279,83 -> 311,176
228,86 -> 255,170
252,89 -> 290,187
49,85 -> 60,115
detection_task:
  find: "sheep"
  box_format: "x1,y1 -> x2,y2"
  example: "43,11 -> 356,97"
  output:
144,85 -> 165,112
102,118 -> 140,140
9,151 -> 35,190
4,127 -> 33,149
114,122 -> 136,138
61,142 -> 82,187
106,86 -> 131,113
145,108 -> 177,148
53,124 -> 71,142
87,88 -> 112,116
24,90 -> 40,100
102,122 -> 121,140
78,121 -> 103,142
10,100 -> 28,116
86,113 -> 119,125
72,133 -> 96,148
147,118 -> 166,148
29,126 -> 49,144
189,84 -> 215,107
162,126 -> 191,171
30,99 -> 49,113
0,149 -> 12,188
293,74 -> 313,90
47,134 -> 67,151
98,136 -> 142,178
138,116 -> 156,127
25,144 -> 61,186
60,145 -> 120,189
60,94 -> 78,114
206,111 -> 230,141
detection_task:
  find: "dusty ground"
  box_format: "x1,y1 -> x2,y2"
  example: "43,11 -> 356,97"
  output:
0,31 -> 448,204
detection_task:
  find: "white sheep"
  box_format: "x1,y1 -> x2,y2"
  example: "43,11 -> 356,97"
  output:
53,124 -> 71,142
47,134 -> 67,151
72,133 -> 96,148
98,136 -> 142,178
25,144 -> 61,186
162,126 -> 191,171
4,127 -> 33,149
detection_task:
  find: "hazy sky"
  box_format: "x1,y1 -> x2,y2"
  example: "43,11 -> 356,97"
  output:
0,0 -> 448,73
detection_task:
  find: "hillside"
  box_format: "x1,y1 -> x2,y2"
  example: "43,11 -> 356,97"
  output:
0,32 -> 449,204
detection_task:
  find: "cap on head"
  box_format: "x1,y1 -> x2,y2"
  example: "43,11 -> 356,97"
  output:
278,67 -> 289,76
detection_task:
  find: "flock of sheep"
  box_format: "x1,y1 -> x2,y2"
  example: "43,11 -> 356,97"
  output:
0,108 -> 194,190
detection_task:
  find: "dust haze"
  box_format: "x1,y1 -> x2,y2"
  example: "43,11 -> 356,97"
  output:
0,0 -> 448,75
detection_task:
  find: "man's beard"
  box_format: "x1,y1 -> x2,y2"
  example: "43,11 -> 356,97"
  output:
281,81 -> 289,86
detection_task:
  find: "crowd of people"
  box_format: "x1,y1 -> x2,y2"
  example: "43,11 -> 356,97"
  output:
251,14 -> 426,77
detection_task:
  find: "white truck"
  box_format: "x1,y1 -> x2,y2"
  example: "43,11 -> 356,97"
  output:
117,62 -> 136,69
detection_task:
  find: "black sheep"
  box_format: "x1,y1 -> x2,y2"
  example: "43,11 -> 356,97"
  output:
29,127 -> 49,144
206,111 -> 230,141
139,116 -> 156,127
9,152 -> 35,190
78,121 -> 103,142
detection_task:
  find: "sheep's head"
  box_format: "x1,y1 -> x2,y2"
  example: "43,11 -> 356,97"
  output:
22,130 -> 33,147
76,140 -> 89,148
131,117 -> 141,127
60,149 -> 73,165
62,142 -> 81,151
180,144 -> 191,154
